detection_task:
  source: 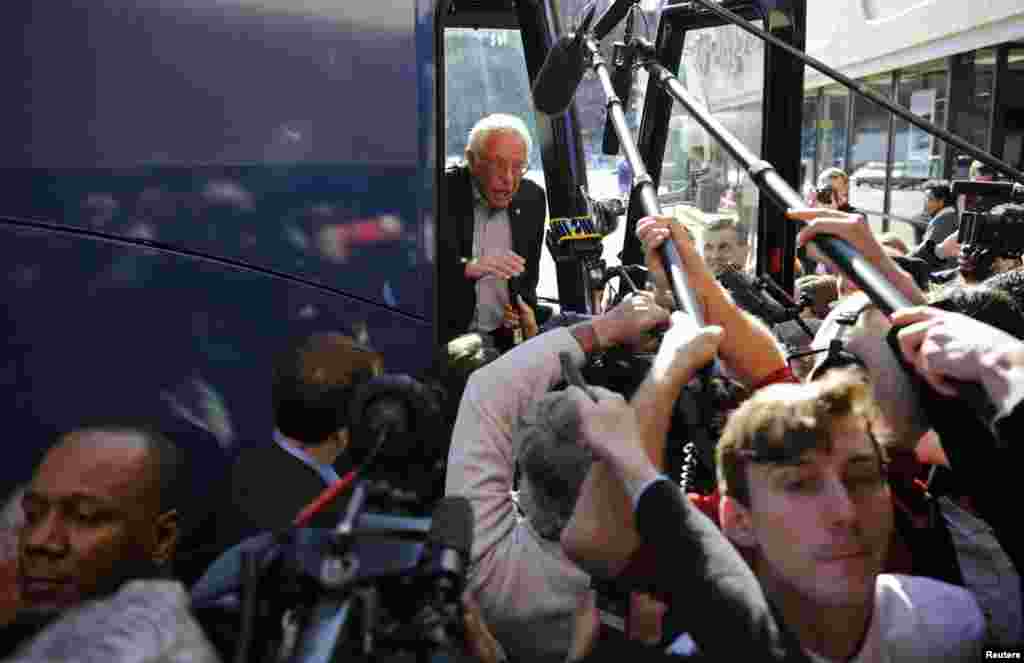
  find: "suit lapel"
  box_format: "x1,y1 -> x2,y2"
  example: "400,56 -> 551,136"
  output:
455,167 -> 476,260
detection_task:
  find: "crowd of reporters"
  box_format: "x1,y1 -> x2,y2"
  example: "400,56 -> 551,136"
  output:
3,142 -> 1024,662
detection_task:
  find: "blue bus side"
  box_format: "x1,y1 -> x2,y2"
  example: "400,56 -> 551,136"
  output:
0,0 -> 438,494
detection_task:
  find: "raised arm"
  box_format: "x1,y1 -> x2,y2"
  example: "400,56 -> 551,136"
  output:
636,216 -> 787,387
561,313 -> 723,576
789,208 -> 928,306
563,362 -> 809,662
445,293 -> 668,584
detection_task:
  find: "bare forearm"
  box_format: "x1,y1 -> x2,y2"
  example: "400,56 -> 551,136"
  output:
674,244 -> 786,385
562,365 -> 692,575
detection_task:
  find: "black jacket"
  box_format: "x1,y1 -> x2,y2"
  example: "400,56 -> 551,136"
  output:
176,442 -> 351,584
438,165 -> 546,345
631,480 -> 809,662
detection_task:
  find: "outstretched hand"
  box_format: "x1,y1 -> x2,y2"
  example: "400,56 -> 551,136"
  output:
893,306 -> 1024,399
787,208 -> 926,304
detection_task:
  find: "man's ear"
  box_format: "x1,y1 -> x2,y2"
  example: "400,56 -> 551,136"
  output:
720,495 -> 757,549
151,509 -> 179,566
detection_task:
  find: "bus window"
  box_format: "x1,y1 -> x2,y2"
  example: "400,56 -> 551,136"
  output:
443,27 -> 556,298
662,21 -> 766,270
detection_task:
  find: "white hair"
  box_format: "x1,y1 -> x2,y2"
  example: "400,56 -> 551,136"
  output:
465,114 -> 532,160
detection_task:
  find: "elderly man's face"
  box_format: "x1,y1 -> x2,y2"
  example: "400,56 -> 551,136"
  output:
17,432 -> 172,615
702,227 -> 747,273
468,130 -> 528,210
740,415 -> 892,609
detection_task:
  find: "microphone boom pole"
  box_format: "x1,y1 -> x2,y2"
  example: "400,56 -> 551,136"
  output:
682,0 -> 1023,184
583,36 -> 709,326
636,39 -> 914,316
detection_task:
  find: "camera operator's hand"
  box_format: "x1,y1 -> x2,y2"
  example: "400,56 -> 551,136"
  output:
788,208 -> 927,305
565,386 -> 657,503
591,291 -> 670,350
465,251 -> 525,281
893,307 -> 1024,417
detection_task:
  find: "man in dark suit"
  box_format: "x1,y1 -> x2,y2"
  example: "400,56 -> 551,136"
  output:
439,114 -> 547,347
207,333 -> 383,557
907,180 -> 958,271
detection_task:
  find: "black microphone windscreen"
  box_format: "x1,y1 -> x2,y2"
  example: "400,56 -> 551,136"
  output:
532,35 -> 587,115
428,496 -> 473,558
716,267 -> 791,325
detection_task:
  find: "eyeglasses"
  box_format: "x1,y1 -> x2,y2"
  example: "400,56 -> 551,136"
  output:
476,155 -> 529,177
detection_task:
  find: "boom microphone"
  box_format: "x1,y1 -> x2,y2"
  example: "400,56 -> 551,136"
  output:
531,5 -> 596,115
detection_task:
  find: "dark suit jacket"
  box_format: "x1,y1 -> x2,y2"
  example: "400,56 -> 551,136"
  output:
198,443 -> 350,572
908,206 -> 958,270
438,165 -> 546,345
628,480 -> 809,662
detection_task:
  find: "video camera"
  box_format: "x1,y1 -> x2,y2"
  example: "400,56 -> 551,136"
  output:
953,181 -> 1024,280
959,203 -> 1024,255
193,498 -> 472,663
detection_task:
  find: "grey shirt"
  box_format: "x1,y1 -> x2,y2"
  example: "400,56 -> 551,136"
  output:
471,184 -> 514,333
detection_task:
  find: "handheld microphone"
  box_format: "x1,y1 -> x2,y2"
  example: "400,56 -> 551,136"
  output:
508,276 -> 524,345
531,4 -> 596,115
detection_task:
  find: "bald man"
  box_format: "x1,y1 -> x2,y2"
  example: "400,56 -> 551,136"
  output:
1,424 -> 203,657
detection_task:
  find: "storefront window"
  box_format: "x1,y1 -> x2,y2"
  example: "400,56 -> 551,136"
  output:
949,48 -> 996,155
663,22 -> 765,244
817,86 -> 849,176
802,95 -> 819,196
847,75 -> 891,232
1004,45 -> 1024,170
890,59 -> 949,246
